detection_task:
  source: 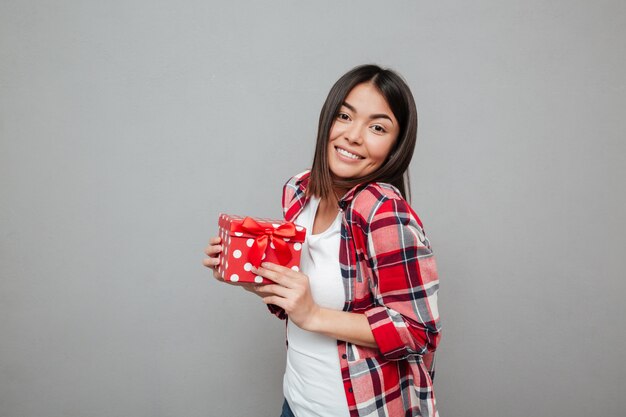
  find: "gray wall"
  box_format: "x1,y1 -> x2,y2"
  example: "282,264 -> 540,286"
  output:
1,1 -> 625,416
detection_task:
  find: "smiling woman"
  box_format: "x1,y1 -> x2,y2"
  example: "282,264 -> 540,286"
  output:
327,83 -> 400,182
204,65 -> 440,417
308,65 -> 418,205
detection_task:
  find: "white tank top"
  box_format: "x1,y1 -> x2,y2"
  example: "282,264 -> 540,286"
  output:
283,196 -> 350,417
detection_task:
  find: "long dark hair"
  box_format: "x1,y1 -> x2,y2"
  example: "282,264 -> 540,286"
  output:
308,64 -> 418,203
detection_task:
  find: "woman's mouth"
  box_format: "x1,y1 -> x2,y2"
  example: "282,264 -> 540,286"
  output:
335,146 -> 364,161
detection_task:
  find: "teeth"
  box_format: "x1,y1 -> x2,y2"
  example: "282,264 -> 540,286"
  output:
336,147 -> 361,160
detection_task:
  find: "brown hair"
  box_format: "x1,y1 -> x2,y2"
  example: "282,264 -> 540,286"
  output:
307,64 -> 418,203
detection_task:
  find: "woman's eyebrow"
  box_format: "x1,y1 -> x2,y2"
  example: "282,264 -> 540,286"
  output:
342,101 -> 357,112
342,101 -> 394,124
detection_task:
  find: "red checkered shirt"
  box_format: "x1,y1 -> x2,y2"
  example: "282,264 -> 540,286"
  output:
269,170 -> 441,417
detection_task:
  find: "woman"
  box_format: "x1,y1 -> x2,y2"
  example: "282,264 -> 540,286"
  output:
204,65 -> 441,417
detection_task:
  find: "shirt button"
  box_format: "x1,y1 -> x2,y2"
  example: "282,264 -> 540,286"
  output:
348,388 -> 353,393
342,354 -> 347,359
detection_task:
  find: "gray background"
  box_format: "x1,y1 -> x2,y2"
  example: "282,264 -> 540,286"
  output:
1,1 -> 625,416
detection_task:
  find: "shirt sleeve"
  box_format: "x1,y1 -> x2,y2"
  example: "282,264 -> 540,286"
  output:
267,303 -> 287,320
363,197 -> 441,360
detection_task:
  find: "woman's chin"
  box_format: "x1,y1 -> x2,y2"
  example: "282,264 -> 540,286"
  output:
330,169 -> 360,181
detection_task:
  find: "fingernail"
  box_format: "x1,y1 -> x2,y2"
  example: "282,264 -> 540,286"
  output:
261,262 -> 269,268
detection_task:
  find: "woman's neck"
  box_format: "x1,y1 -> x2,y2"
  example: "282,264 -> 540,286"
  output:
332,186 -> 349,202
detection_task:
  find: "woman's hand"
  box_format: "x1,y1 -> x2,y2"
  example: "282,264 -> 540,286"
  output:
251,261 -> 377,348
203,236 -> 225,281
253,262 -> 320,330
202,237 -> 270,296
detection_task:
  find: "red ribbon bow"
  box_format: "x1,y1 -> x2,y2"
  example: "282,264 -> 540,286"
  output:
239,217 -> 297,267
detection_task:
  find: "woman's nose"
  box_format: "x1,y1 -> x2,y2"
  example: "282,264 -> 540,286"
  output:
344,123 -> 363,144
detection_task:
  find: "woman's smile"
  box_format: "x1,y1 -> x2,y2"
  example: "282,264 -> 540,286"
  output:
334,145 -> 364,161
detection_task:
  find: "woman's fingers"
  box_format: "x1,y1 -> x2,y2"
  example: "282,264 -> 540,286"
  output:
256,283 -> 290,298
253,262 -> 298,287
202,256 -> 219,267
202,256 -> 223,280
241,284 -> 273,297
202,236 -> 224,281
262,295 -> 286,309
202,256 -> 221,275
204,244 -> 222,256
204,251 -> 303,293
213,270 -> 224,281
204,236 -> 222,256
203,236 -> 222,277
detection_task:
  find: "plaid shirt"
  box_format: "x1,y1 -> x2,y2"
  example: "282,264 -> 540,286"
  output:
270,170 -> 441,417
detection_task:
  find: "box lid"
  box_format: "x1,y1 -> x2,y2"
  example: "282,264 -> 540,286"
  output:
218,213 -> 306,242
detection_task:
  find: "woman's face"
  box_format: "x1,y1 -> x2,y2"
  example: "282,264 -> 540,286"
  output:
327,82 -> 400,186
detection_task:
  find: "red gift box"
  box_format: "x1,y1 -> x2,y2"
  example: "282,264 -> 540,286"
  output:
217,213 -> 306,284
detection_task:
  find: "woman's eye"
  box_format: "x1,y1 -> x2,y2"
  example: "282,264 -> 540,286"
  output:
337,113 -> 350,121
372,125 -> 386,133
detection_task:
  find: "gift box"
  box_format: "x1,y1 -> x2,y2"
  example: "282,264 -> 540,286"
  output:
217,213 -> 306,284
